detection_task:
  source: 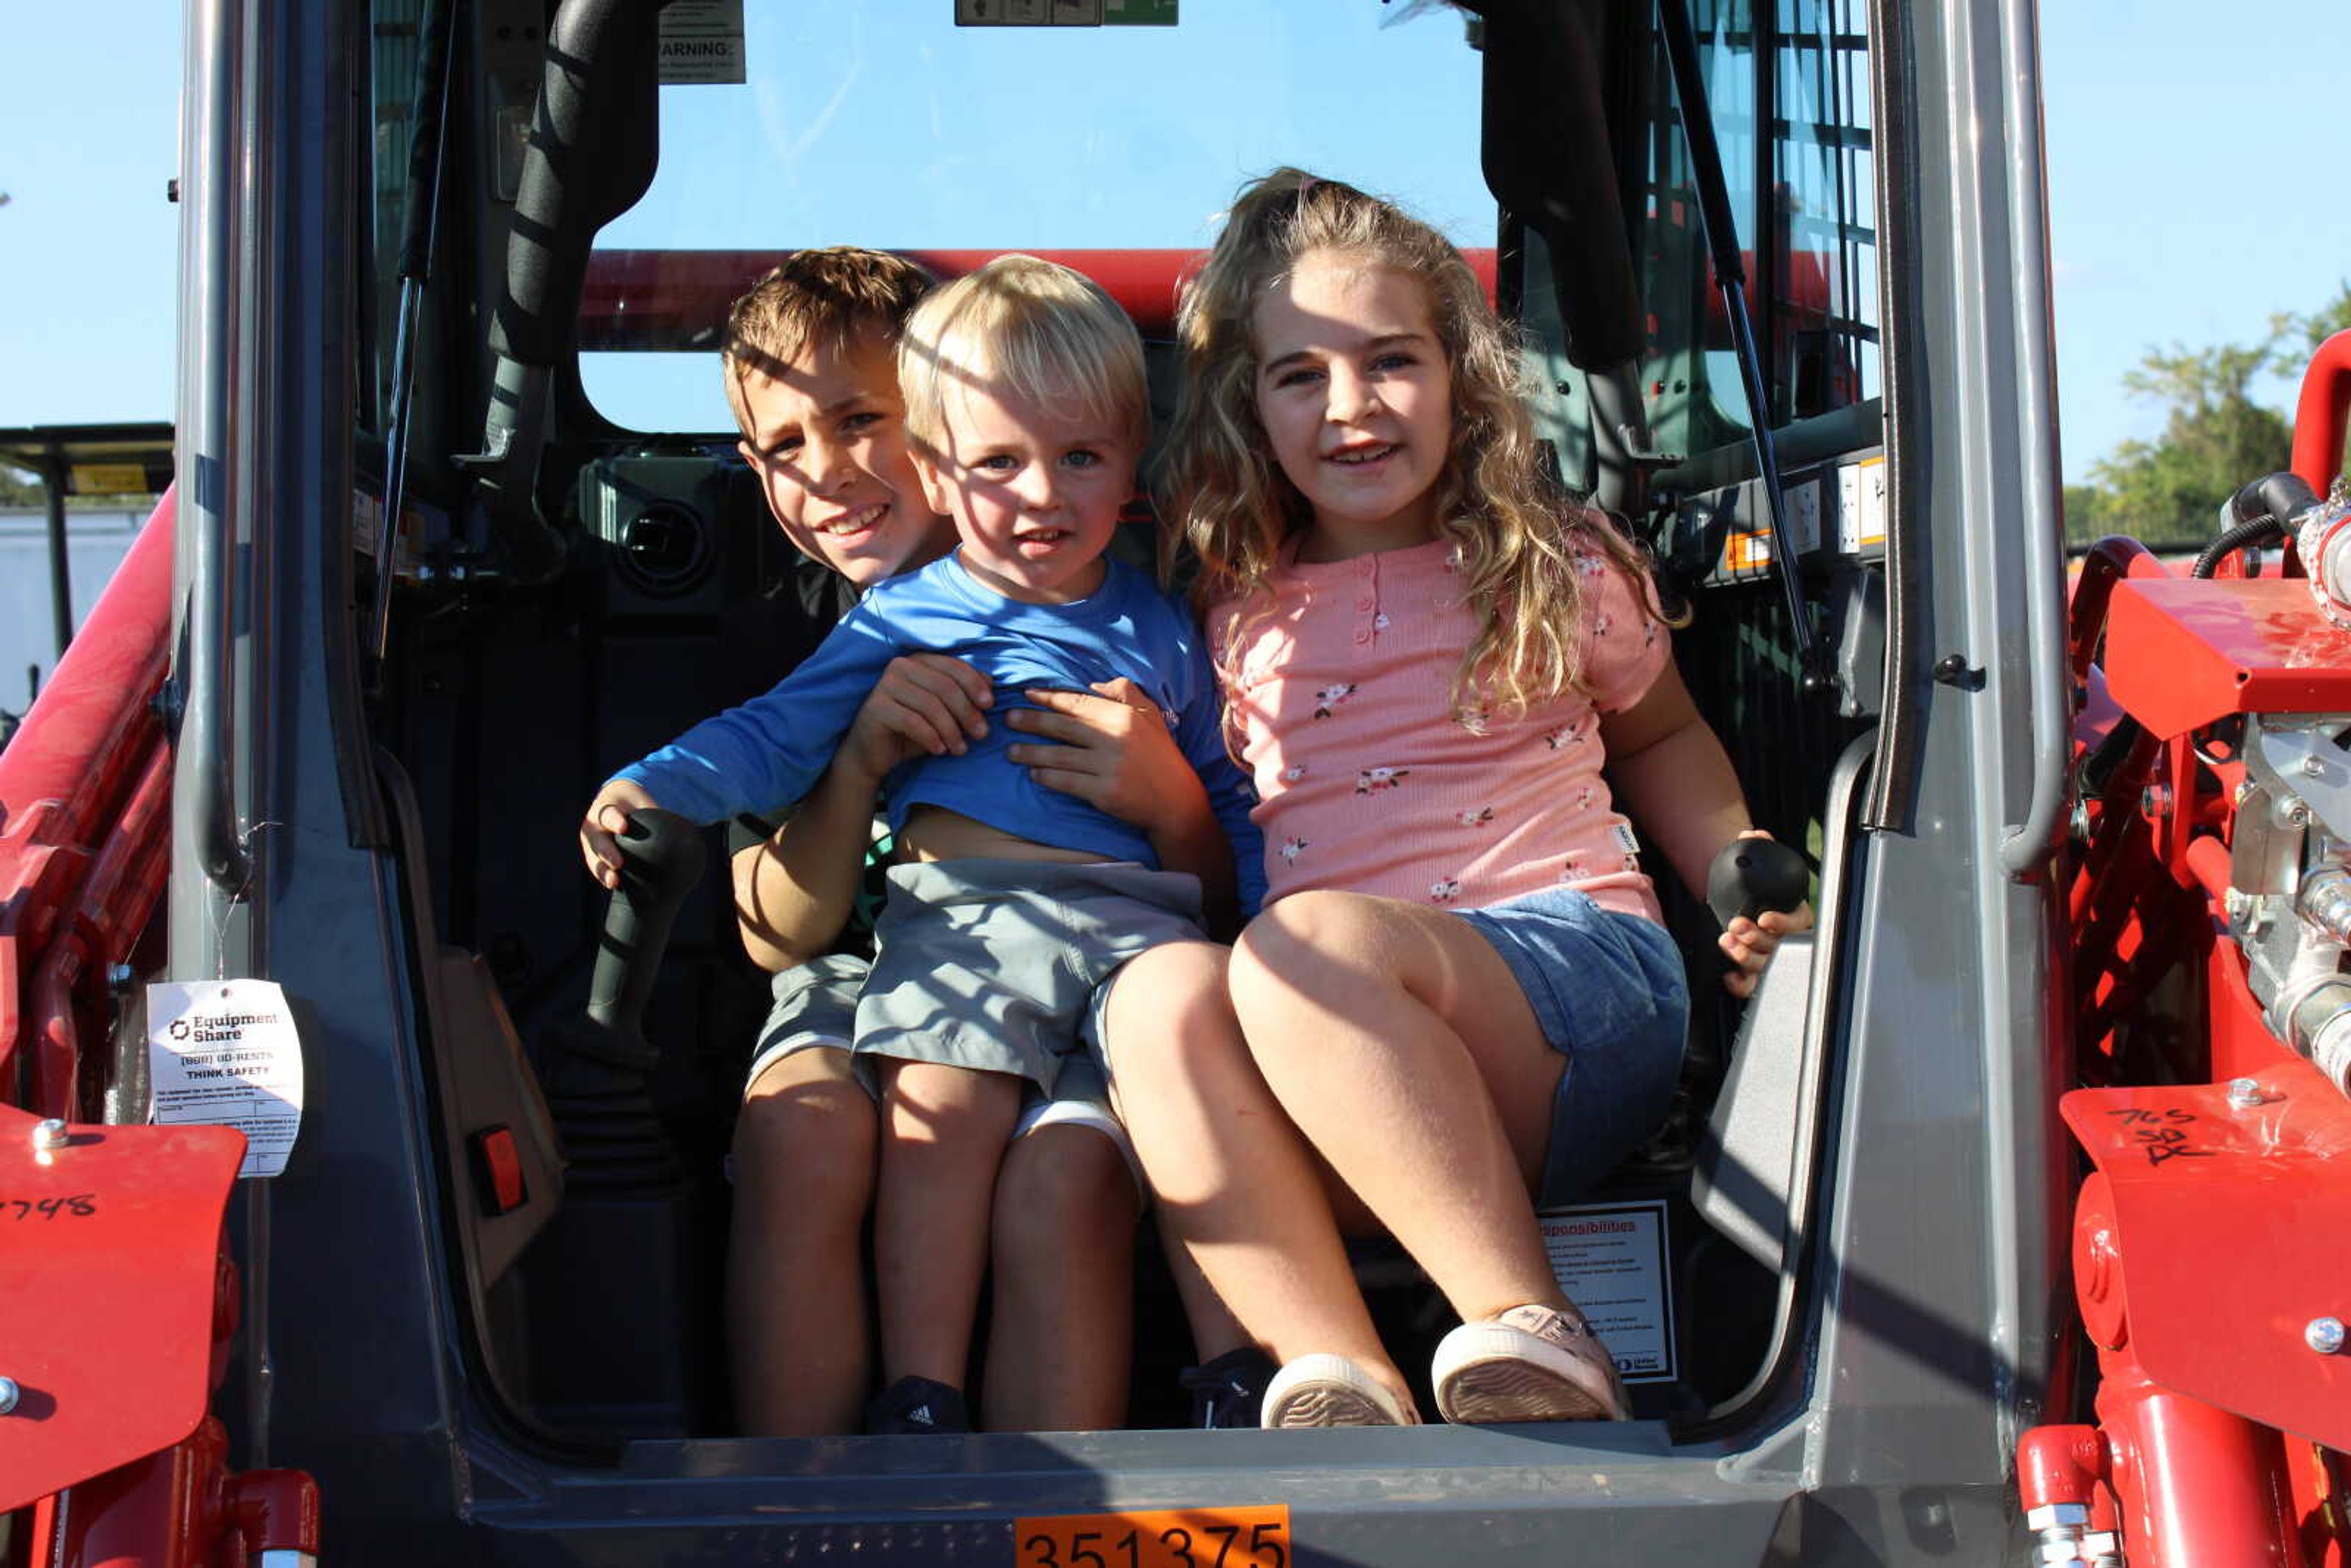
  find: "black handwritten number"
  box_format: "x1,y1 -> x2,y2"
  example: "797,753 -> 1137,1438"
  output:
1024,1534 -> 1061,1568
2107,1107 -> 2199,1127
1116,1530 -> 1141,1568
1071,1531 -> 1106,1568
68,1193 -> 95,1215
36,1196 -> 64,1218
7,1201 -> 25,1220
2132,1127 -> 2213,1168
1250,1522 -> 1287,1568
1160,1528 -> 1196,1568
1205,1523 -> 1240,1568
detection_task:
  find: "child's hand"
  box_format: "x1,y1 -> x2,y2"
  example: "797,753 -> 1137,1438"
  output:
837,654 -> 994,783
1005,678 -> 1204,830
580,777 -> 662,890
1717,833 -> 1815,998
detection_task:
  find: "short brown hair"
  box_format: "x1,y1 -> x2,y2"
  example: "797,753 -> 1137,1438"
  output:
721,247 -> 934,415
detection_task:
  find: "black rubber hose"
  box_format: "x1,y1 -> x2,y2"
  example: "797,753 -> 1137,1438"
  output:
2193,471 -> 2320,579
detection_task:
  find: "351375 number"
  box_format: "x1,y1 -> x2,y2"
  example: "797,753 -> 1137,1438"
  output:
1016,1507 -> 1288,1568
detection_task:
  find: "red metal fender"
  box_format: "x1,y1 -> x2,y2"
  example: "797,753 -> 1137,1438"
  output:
2102,576 -> 2351,744
0,1103 -> 246,1512
2060,1062 -> 2351,1453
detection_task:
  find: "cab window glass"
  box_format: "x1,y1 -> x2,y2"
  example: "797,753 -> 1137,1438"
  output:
1644,0 -> 1877,456
580,3 -> 1490,432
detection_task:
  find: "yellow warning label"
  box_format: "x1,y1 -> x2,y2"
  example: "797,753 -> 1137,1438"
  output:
71,463 -> 150,495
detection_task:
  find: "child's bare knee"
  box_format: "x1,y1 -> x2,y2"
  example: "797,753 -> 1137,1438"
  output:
1231,891 -> 1382,1010
732,1086 -> 877,1220
883,1062 -> 1022,1149
735,1079 -> 876,1169
996,1127 -> 1136,1257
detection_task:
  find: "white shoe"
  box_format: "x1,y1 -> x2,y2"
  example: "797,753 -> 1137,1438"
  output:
1259,1354 -> 1417,1428
1431,1304 -> 1630,1424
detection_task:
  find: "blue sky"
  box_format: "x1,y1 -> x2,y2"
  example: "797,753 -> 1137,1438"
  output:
2,3 -> 2345,484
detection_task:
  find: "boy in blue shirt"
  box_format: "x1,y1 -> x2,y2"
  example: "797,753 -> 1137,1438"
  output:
582,255 -> 1262,1433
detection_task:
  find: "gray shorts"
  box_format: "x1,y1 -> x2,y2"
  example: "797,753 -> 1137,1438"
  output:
855,858 -> 1206,1096
740,951 -> 1143,1191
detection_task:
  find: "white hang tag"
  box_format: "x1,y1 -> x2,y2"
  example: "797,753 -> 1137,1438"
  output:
146,978 -> 305,1179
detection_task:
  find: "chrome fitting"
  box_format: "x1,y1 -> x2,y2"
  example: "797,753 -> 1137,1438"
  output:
2309,1316 -> 2347,1355
2225,1077 -> 2264,1109
0,1376 -> 17,1414
31,1119 -> 67,1152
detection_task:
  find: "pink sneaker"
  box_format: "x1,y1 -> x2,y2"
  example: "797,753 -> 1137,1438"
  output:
1431,1304 -> 1630,1424
1259,1354 -> 1419,1428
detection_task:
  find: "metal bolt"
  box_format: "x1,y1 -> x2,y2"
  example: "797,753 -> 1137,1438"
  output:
2223,888 -> 2250,923
2303,755 -> 2327,779
2227,1078 -> 2263,1108
2309,1317 -> 2347,1355
2287,801 -> 2312,827
0,1377 -> 17,1414
31,1119 -> 67,1152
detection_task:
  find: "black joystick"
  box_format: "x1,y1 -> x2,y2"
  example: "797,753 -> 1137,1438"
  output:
1705,836 -> 1811,930
545,807 -> 707,1191
588,808 -> 707,1043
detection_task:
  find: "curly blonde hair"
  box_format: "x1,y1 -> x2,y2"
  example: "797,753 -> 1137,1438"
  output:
1164,168 -> 1656,718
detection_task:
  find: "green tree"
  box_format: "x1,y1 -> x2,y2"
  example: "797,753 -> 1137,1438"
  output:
2075,340 -> 2292,550
2273,279 -> 2351,362
0,463 -> 42,509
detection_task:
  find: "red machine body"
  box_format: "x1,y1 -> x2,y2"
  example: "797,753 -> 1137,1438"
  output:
0,490 -> 323,1565
2022,334 -> 2351,1568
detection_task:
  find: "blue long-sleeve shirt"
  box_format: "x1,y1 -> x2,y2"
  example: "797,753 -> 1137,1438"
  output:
618,552 -> 1267,916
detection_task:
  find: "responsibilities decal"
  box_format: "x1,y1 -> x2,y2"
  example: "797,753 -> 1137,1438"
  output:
1538,1198 -> 1678,1383
146,978 -> 305,1179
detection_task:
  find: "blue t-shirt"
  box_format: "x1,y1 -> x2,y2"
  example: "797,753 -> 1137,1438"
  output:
619,552 -> 1267,915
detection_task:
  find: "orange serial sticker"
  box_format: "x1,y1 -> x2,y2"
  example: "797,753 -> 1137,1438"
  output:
1014,1507 -> 1291,1568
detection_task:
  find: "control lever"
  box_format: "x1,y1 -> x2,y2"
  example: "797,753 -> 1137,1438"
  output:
1706,836 -> 1812,931
587,808 -> 707,1049
546,808 -> 705,1190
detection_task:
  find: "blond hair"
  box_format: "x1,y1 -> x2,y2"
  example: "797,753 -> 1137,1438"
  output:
897,255 -> 1150,460
720,247 -> 934,428
1165,168 -> 1659,717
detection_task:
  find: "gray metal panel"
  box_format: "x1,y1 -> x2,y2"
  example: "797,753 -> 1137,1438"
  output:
1692,933 -> 1818,1269
476,1425 -> 1802,1567
1788,0 -> 2069,1495
183,0 -> 476,1526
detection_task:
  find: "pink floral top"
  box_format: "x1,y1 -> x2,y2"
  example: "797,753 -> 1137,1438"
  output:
1209,531 -> 1671,921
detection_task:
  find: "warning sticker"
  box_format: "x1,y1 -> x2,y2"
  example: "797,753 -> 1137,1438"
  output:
70,462 -> 150,495
658,0 -> 745,85
1837,454 -> 1888,552
1537,1199 -> 1677,1383
147,979 -> 304,1179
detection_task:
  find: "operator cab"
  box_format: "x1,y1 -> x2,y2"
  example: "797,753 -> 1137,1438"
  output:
359,0 -> 1884,1449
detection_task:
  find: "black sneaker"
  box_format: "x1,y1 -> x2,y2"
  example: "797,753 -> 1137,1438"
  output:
866,1375 -> 971,1435
1178,1346 -> 1280,1430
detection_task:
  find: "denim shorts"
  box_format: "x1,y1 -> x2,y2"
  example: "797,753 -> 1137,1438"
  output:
1453,888 -> 1689,1207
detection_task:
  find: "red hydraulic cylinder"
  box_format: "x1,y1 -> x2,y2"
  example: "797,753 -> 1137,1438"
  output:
2292,329 -> 2351,492
2097,1358 -> 2306,1568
